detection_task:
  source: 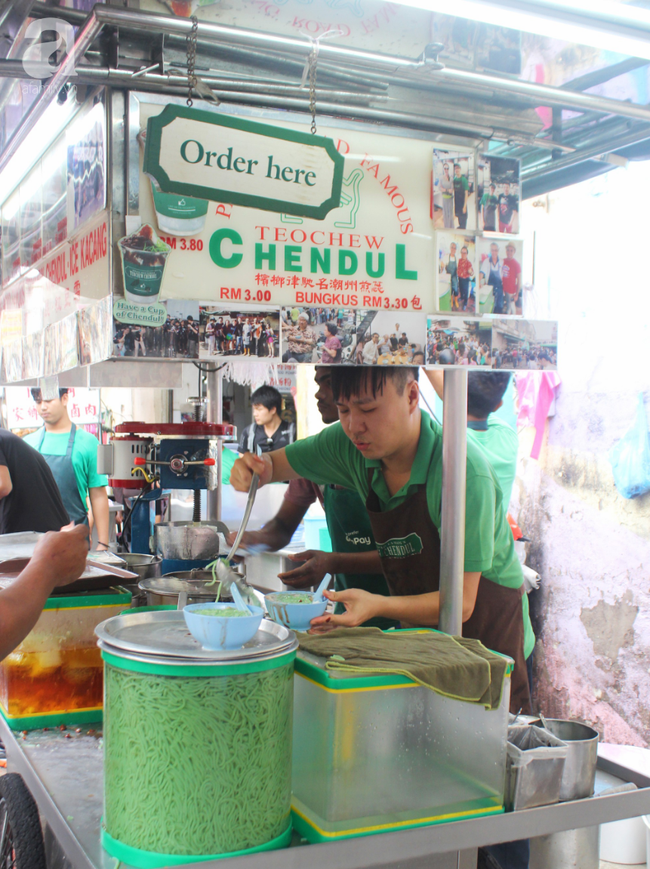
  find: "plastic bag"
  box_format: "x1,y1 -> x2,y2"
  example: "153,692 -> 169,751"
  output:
609,394 -> 650,499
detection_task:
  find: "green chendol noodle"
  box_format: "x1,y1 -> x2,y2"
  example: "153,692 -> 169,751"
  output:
193,607 -> 249,617
104,662 -> 293,855
269,593 -> 314,604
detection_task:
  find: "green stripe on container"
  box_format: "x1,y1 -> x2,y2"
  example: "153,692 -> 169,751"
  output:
0,706 -> 102,731
101,822 -> 292,868
295,656 -> 414,690
44,587 -> 132,610
101,649 -> 296,677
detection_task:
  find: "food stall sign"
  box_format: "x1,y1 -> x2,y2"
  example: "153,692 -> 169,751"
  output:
143,105 -> 344,220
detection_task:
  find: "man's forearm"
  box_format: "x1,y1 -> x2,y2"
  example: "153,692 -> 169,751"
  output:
329,551 -> 383,575
0,569 -> 55,660
89,489 -> 110,547
376,591 -> 441,626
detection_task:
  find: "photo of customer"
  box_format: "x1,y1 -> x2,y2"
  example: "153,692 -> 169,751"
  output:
280,308 -> 357,364
502,241 -> 523,315
477,155 -> 520,234
432,150 -> 476,230
356,312 -> 425,365
477,238 -> 523,315
199,309 -> 279,359
427,317 -> 492,367
437,232 -> 478,314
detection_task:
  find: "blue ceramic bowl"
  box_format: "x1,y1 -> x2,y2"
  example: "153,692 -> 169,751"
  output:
183,603 -> 264,650
264,592 -> 327,631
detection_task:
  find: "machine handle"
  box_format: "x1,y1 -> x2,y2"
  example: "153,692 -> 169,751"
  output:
134,457 -> 147,466
133,456 -> 215,468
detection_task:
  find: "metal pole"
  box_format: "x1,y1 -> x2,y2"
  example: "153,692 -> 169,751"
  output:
206,367 -> 223,521
438,369 -> 467,637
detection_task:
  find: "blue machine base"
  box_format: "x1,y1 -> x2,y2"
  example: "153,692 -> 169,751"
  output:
161,558 -> 212,576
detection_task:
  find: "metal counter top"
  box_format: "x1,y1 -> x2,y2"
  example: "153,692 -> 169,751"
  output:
2,714 -> 650,869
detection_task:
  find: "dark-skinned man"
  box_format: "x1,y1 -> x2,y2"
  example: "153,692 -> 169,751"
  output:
231,366 -> 532,714
228,367 -> 396,629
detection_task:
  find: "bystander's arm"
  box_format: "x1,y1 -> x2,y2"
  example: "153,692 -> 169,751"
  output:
89,486 -> 110,550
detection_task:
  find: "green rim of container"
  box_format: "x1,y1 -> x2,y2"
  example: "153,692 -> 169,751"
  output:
101,822 -> 292,867
0,706 -> 102,731
44,587 -> 132,610
101,648 -> 296,677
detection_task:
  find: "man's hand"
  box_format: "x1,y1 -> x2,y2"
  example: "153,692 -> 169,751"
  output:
230,452 -> 272,491
310,587 -> 381,628
278,550 -> 331,589
30,524 -> 89,588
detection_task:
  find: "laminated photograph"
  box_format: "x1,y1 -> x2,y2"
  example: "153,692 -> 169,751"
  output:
491,319 -> 558,370
477,155 -> 520,234
426,317 -> 492,366
356,311 -> 425,365
436,232 -> 478,314
200,309 -> 280,359
477,237 -> 524,315
281,308 -> 356,364
432,149 -> 476,231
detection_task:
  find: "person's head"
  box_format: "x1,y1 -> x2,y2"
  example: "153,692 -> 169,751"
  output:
330,368 -> 420,461
325,323 -> 338,337
490,243 -> 499,259
489,183 -> 495,193
450,242 -> 457,254
467,371 -> 511,419
506,243 -> 516,258
298,312 -> 309,330
454,163 -> 461,176
504,182 -> 510,194
372,333 -> 379,343
250,385 -> 283,426
31,388 -> 70,425
461,245 -> 469,258
443,162 -> 450,175
314,367 -> 339,424
412,351 -> 425,365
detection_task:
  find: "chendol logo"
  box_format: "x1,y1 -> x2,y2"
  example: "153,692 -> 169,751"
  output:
376,533 -> 424,559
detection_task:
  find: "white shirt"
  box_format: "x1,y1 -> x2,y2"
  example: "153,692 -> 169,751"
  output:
362,341 -> 379,364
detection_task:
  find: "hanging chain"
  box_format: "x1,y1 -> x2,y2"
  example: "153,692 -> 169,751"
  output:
307,45 -> 318,135
186,16 -> 199,107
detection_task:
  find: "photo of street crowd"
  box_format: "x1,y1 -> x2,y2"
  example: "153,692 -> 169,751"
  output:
280,308 -> 356,364
426,318 -> 492,366
477,237 -> 524,315
477,155 -> 520,233
113,301 -> 200,359
491,319 -> 558,370
437,232 -> 478,313
432,150 -> 476,231
199,309 -> 279,359
356,312 -> 425,365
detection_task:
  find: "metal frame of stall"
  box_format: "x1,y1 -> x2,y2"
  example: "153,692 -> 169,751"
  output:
2,1 -> 650,865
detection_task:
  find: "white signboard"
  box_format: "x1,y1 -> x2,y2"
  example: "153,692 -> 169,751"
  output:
4,386 -> 101,430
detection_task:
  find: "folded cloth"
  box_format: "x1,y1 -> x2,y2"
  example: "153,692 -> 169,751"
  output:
297,627 -> 508,709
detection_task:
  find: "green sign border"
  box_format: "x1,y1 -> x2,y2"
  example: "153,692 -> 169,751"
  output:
143,104 -> 344,221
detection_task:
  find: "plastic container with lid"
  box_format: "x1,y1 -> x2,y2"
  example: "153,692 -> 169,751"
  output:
97,609 -> 297,868
0,586 -> 131,730
291,634 -> 511,843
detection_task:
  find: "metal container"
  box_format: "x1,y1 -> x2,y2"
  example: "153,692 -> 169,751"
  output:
120,553 -> 162,582
530,826 -> 600,869
505,724 -> 568,811
97,610 -> 297,866
544,719 -> 599,801
154,521 -> 225,561
140,573 -> 233,608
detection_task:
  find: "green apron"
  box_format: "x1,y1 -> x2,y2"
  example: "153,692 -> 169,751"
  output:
323,485 -> 398,630
37,424 -> 88,525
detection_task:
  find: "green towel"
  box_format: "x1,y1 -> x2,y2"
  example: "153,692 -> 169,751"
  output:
297,628 -> 508,709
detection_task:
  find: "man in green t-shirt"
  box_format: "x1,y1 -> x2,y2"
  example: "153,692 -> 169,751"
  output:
231,367 -> 532,714
25,389 -> 109,550
453,163 -> 469,229
480,182 -> 498,231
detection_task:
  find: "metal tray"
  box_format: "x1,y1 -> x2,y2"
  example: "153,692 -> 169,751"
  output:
96,609 -> 296,662
0,557 -> 138,594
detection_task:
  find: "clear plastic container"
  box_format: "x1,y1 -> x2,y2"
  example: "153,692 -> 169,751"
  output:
292,636 -> 511,842
0,587 -> 131,729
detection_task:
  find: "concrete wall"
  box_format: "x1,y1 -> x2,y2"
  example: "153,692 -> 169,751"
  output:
518,167 -> 650,745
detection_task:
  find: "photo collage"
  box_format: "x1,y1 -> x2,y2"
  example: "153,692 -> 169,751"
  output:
433,152 -> 524,317
427,317 -> 558,370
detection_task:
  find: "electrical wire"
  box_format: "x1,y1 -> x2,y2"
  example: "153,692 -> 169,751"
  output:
193,361 -> 228,374
119,480 -> 157,549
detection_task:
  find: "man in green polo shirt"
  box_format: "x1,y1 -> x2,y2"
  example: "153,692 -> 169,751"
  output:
231,366 -> 532,714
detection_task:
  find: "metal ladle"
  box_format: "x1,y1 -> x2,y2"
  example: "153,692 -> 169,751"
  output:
215,473 -> 260,600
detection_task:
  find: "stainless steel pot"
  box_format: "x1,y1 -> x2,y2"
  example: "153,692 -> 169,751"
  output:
120,553 -> 163,581
530,826 -> 600,869
543,719 -> 599,801
140,572 -> 233,608
154,522 -> 227,562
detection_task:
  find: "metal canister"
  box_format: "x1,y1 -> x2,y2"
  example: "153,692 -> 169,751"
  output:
119,554 -> 162,607
543,719 -> 599,801
139,573 -> 233,608
97,610 -> 297,867
154,522 -> 225,562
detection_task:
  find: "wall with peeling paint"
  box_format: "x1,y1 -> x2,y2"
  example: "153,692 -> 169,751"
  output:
517,167 -> 650,745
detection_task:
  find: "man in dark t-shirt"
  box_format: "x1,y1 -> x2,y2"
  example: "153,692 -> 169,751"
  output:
0,429 -> 70,533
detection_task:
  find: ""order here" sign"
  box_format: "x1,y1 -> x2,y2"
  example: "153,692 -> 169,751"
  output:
144,105 -> 344,220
